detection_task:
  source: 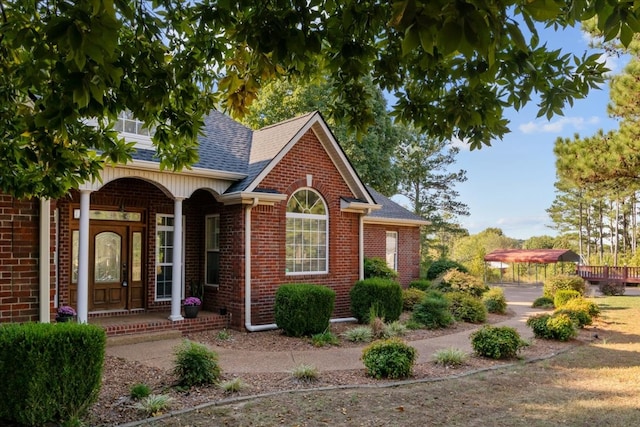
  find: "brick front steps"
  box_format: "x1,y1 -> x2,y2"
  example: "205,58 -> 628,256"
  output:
89,310 -> 229,338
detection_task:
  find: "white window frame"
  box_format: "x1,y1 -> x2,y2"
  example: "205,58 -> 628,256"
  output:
386,231 -> 398,271
205,214 -> 220,286
285,188 -> 329,275
155,214 -> 186,301
115,111 -> 155,150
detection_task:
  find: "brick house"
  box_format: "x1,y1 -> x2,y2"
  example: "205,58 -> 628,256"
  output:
0,111 -> 426,332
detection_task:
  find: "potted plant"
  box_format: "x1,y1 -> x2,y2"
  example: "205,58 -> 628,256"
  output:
183,297 -> 201,318
56,306 -> 76,323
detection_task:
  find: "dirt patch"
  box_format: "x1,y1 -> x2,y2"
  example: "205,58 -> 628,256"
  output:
86,310 -> 593,426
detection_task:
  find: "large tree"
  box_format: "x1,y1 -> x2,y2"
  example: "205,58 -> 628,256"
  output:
1,0 -> 630,197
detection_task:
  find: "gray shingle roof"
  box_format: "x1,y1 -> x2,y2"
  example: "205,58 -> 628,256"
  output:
130,109 -> 253,175
366,186 -> 428,224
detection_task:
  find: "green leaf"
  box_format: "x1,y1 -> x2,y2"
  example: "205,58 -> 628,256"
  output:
402,24 -> 420,56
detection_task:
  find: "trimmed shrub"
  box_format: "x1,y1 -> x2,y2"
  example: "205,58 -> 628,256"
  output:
0,323 -> 106,426
275,283 -> 336,336
426,259 -> 468,280
526,313 -> 577,341
483,287 -> 507,314
543,274 -> 586,298
563,297 -> 601,318
411,290 -> 454,329
437,270 -> 489,297
364,257 -> 398,279
445,291 -> 488,323
361,338 -> 417,379
599,281 -> 625,296
409,279 -> 432,291
470,326 -> 524,359
545,313 -> 578,341
554,289 -> 581,308
173,340 -> 221,387
554,308 -> 592,328
350,278 -> 403,323
402,288 -> 427,311
532,296 -> 555,309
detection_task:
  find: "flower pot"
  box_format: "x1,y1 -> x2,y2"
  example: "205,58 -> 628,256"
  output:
183,305 -> 199,319
56,314 -> 74,323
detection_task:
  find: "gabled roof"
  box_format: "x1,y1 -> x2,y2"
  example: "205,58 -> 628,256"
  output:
130,110 -> 375,205
484,249 -> 580,264
364,187 -> 429,226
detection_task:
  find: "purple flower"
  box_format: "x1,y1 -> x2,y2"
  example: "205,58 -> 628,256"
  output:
183,297 -> 201,306
57,305 -> 76,316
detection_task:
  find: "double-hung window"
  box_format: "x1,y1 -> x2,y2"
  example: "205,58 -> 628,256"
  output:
286,189 -> 328,274
155,214 -> 185,300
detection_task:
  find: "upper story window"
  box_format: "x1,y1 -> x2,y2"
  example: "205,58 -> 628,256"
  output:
114,111 -> 155,136
114,111 -> 155,150
286,188 -> 328,275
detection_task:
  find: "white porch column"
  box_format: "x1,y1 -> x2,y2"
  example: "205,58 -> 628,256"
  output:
169,198 -> 184,321
77,190 -> 91,323
39,198 -> 51,323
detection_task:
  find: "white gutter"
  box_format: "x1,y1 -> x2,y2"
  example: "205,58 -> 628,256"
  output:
39,199 -> 51,323
244,197 -> 359,332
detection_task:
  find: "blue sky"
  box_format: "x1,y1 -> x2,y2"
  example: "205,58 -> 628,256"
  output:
443,26 -> 624,240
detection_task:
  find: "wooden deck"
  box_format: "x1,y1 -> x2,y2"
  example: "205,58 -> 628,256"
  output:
576,265 -> 640,285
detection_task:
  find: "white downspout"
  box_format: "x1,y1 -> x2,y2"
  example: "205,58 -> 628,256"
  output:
39,199 -> 51,323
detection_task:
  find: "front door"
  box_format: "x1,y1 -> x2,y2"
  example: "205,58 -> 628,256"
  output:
89,225 -> 145,311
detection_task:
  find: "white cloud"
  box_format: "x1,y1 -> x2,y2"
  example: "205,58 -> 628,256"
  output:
518,116 -> 600,134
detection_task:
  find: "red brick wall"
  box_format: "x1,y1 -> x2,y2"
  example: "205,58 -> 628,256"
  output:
363,223 -> 422,287
247,129 -> 361,325
0,195 -> 55,323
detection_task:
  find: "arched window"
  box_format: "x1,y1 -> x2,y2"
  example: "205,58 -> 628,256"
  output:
286,188 -> 328,274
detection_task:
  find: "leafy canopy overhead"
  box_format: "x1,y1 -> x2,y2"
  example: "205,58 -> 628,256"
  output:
1,0 -> 634,197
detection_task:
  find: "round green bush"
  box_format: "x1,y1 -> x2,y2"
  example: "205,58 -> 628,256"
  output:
554,289 -> 581,308
409,279 -> 432,291
402,288 -> 427,311
361,338 -> 417,379
426,259 -> 468,280
599,281 -> 625,296
350,278 -> 403,323
554,308 -> 592,328
545,313 -> 578,341
445,291 -> 487,323
526,313 -> 577,341
543,274 -> 586,298
411,290 -> 454,329
275,283 -> 336,337
532,296 -> 554,309
470,326 -> 524,359
437,270 -> 489,297
482,287 -> 507,314
173,340 -> 222,387
563,297 -> 600,318
364,257 -> 398,279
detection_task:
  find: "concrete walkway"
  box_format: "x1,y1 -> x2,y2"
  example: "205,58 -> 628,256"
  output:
106,285 -> 546,373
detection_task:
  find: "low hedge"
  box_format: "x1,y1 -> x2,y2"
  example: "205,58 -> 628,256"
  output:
470,325 -> 525,359
274,284 -> 336,337
361,338 -> 417,379
0,322 -> 106,426
350,278 -> 403,323
554,289 -> 581,308
445,291 -> 487,323
364,257 -> 399,280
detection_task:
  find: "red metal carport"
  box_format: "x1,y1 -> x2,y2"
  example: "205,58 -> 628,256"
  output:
484,249 -> 580,283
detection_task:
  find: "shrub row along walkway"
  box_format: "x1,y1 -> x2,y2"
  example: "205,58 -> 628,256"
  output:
106,285 -> 545,373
